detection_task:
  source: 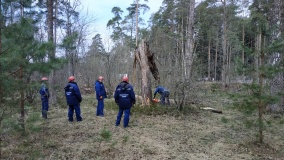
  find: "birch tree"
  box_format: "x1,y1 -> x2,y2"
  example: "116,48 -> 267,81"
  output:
182,0 -> 195,109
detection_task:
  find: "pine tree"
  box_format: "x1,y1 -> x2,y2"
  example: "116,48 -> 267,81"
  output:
230,0 -> 284,144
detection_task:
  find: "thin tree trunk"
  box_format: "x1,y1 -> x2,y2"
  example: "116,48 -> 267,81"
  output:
221,0 -> 228,88
208,39 -> 211,79
242,23 -> 245,81
0,1 -> 3,157
54,0 -> 58,46
47,0 -> 56,104
228,46 -> 232,85
253,32 -> 260,83
258,32 -> 264,144
214,32 -> 219,81
135,0 -> 139,47
9,2 -> 14,24
19,0 -> 25,132
19,67 -> 25,131
184,0 -> 195,81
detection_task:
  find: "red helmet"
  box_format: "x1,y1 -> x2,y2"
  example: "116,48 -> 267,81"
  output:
41,77 -> 48,81
122,76 -> 128,82
68,76 -> 75,82
98,76 -> 104,81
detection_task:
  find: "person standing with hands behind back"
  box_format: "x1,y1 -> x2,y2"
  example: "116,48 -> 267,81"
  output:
94,76 -> 107,117
64,76 -> 83,122
114,76 -> 135,128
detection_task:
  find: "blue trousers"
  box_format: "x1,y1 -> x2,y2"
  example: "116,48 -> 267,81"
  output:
160,91 -> 170,105
68,104 -> 82,121
96,99 -> 104,116
41,98 -> 49,118
115,108 -> 130,128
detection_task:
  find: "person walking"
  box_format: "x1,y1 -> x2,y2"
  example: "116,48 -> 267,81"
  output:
94,76 -> 107,117
153,85 -> 170,105
114,76 -> 135,128
39,77 -> 50,119
64,76 -> 83,122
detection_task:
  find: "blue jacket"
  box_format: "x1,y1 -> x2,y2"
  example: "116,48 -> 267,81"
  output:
64,82 -> 82,105
114,81 -> 136,109
94,80 -> 107,100
39,84 -> 49,100
154,86 -> 169,97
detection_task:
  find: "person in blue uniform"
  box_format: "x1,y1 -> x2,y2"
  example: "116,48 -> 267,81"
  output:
39,77 -> 50,119
114,76 -> 136,128
94,76 -> 107,117
153,85 -> 170,105
64,76 -> 83,122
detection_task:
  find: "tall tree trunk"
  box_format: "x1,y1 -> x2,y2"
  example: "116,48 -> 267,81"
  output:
182,0 -> 195,109
0,1 -> 3,157
242,22 -> 245,81
214,31 -> 219,81
19,67 -> 25,131
253,32 -> 260,83
134,40 -> 152,105
135,0 -> 139,47
47,0 -> 54,54
65,1 -> 76,76
19,0 -> 25,132
228,46 -> 232,85
208,39 -> 211,79
184,0 -> 195,81
221,0 -> 228,88
9,2 -> 14,24
47,0 -> 56,104
258,32 -> 264,144
54,0 -> 57,45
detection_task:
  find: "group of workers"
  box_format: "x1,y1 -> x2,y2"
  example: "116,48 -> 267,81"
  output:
39,76 -> 170,128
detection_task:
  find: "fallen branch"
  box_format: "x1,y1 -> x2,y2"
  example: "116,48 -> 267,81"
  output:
201,107 -> 222,114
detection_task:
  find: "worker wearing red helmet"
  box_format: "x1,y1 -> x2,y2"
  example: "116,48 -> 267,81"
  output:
153,85 -> 170,105
94,76 -> 107,117
39,77 -> 50,119
114,76 -> 136,128
64,76 -> 83,122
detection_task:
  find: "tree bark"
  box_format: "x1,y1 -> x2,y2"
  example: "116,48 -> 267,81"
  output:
258,32 -> 264,144
214,32 -> 219,81
19,67 -> 25,131
242,22 -> 245,81
182,0 -> 195,110
184,0 -> 195,81
47,0 -> 56,104
0,1 -> 2,157
221,0 -> 228,88
19,0 -> 25,132
208,39 -> 211,79
134,40 -> 159,105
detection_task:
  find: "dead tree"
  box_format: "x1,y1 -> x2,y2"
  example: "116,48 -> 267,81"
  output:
134,39 -> 159,106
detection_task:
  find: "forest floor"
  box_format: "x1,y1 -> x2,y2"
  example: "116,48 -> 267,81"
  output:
1,86 -> 284,160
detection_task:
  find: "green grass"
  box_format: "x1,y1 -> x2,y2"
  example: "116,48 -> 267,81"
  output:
1,88 -> 283,160
99,127 -> 112,142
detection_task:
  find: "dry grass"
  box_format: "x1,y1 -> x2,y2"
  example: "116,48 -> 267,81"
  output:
1,91 -> 284,160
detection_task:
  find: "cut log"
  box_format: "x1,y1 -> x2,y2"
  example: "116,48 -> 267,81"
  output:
201,107 -> 222,114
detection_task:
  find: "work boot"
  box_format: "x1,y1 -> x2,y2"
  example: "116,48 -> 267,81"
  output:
42,110 -> 47,119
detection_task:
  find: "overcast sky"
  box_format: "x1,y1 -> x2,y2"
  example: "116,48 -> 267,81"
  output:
75,0 -> 163,49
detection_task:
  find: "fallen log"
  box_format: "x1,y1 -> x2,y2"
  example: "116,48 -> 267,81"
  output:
201,107 -> 222,114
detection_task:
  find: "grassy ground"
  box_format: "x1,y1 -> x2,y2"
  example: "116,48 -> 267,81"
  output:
1,92 -> 284,160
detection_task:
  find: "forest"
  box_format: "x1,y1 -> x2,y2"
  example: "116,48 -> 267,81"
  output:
0,0 -> 284,159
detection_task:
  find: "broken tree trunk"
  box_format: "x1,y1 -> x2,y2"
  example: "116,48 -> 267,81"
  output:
134,39 -> 159,106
